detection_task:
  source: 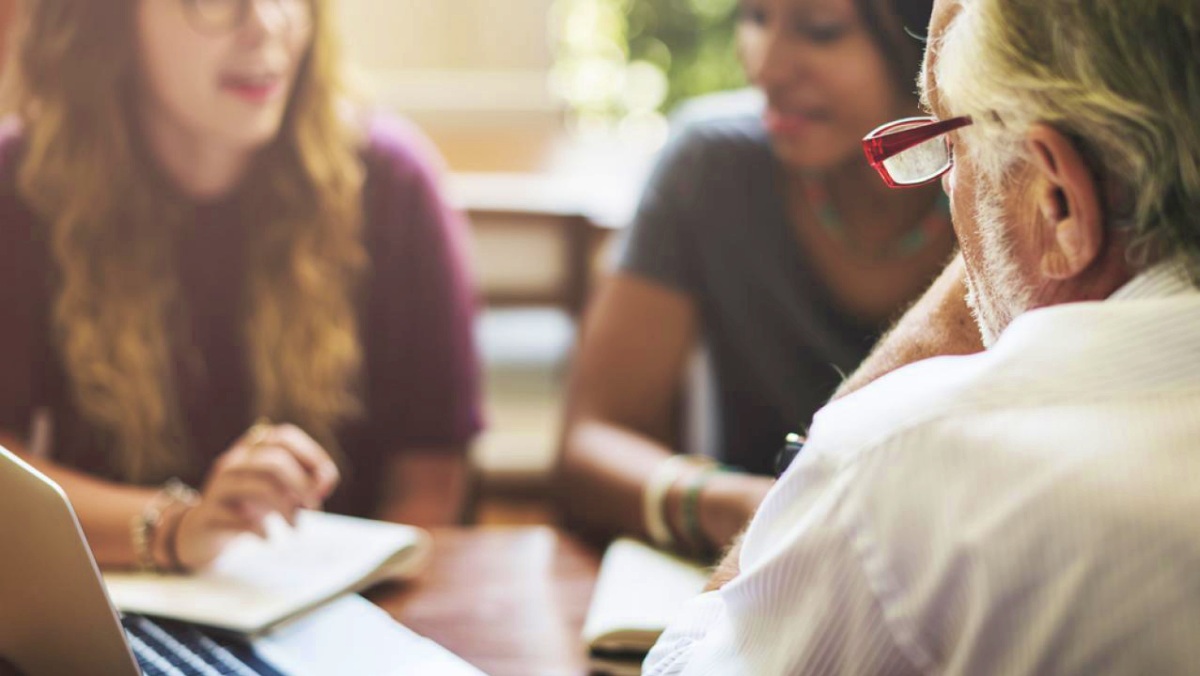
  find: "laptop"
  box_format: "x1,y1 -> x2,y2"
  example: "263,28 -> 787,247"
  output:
0,445 -> 292,675
0,445 -> 484,676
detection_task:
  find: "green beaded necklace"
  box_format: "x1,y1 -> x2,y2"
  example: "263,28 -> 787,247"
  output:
802,176 -> 952,262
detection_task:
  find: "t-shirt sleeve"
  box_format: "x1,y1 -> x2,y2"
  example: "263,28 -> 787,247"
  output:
359,118 -> 485,454
616,126 -> 713,294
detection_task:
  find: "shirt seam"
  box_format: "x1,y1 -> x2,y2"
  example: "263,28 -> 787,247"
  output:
830,380 -> 1200,471
831,445 -> 940,674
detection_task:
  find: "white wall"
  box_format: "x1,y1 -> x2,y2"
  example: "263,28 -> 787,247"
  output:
337,0 -> 553,70
335,0 -> 560,119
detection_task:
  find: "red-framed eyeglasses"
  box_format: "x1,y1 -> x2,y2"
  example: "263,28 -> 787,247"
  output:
862,116 -> 973,188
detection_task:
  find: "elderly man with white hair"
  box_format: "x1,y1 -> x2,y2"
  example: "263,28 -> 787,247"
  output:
643,0 -> 1200,673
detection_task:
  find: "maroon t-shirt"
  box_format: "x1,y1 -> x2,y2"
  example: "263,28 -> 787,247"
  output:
0,116 -> 484,516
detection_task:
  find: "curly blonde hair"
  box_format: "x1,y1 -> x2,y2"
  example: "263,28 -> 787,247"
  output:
2,0 -> 366,482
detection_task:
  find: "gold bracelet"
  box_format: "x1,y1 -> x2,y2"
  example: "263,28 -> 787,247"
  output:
130,479 -> 200,574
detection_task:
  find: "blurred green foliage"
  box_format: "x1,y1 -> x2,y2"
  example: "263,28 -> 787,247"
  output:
552,0 -> 745,122
624,0 -> 745,112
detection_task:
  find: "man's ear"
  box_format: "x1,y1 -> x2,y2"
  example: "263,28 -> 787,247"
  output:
1024,124 -> 1105,280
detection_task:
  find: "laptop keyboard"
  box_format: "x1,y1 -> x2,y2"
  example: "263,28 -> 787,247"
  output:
122,615 -> 286,676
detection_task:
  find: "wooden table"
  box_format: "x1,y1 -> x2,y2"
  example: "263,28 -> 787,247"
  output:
371,526 -> 601,676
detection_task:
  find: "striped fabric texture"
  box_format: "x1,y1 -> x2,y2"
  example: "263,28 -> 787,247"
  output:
645,263 -> 1200,675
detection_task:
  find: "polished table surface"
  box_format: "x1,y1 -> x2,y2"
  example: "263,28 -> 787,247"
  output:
370,526 -> 602,676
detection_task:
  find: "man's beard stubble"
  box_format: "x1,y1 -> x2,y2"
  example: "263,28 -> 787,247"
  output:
964,176 -> 1034,347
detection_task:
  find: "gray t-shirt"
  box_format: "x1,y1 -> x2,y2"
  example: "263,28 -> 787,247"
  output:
619,113 -> 881,475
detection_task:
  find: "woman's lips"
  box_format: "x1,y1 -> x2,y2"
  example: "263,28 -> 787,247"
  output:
220,75 -> 285,105
763,108 -> 829,136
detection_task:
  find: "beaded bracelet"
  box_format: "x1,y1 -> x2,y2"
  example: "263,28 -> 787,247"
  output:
162,502 -> 199,573
679,464 -> 723,555
130,478 -> 200,573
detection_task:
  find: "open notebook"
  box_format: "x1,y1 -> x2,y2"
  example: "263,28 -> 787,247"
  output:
103,510 -> 431,636
582,538 -> 710,676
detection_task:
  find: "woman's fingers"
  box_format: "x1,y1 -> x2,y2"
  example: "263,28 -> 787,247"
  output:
183,423 -> 339,566
195,422 -> 340,554
239,446 -> 313,508
218,435 -> 327,506
207,469 -> 303,527
267,424 -> 340,501
202,503 -> 273,539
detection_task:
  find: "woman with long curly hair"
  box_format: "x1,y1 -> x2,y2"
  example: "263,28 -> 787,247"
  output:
0,0 -> 482,571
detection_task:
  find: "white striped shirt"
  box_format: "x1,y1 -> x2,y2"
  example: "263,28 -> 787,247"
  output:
645,263 -> 1200,675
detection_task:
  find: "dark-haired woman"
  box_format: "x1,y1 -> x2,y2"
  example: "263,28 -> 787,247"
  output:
557,0 -> 952,555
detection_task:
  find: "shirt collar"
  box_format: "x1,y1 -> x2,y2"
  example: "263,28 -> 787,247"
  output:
1110,258 -> 1197,301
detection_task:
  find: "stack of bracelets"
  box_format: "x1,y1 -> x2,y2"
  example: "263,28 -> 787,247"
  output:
642,454 -> 727,557
130,478 -> 200,574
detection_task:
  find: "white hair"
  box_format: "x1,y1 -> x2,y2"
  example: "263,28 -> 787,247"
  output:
933,0 -> 1200,279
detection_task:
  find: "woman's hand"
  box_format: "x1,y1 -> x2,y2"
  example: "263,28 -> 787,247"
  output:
664,469 -> 774,555
171,424 -> 340,571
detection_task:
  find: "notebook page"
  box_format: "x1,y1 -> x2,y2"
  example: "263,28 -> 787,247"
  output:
582,538 -> 710,651
103,511 -> 430,634
256,594 -> 485,676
